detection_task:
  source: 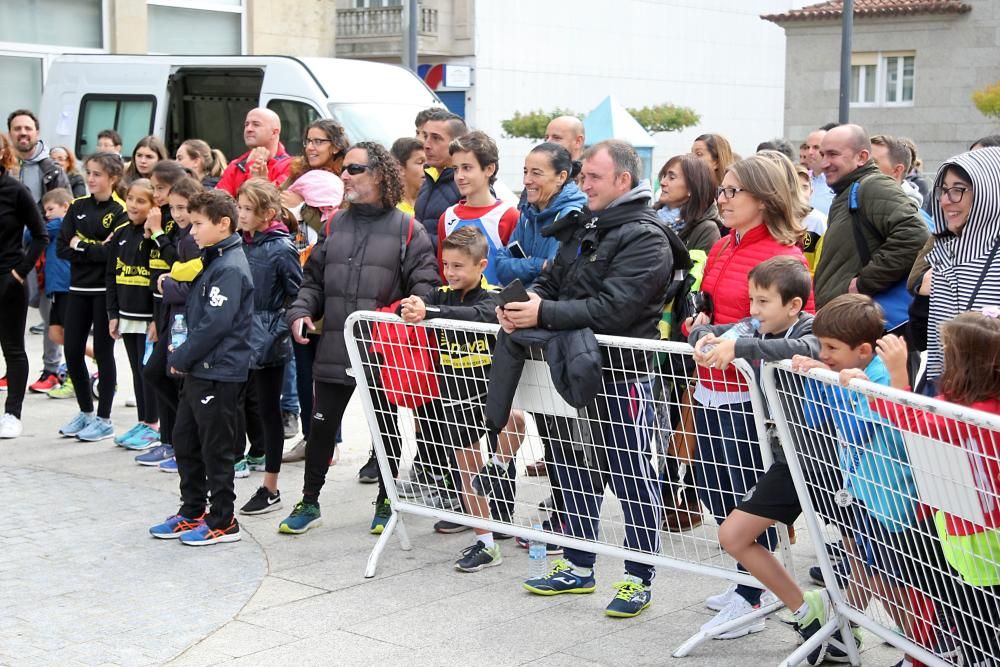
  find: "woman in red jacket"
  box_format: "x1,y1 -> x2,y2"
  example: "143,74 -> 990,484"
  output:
685,154 -> 814,623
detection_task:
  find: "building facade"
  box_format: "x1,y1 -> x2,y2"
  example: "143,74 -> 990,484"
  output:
1,0 -> 338,118
765,0 -> 999,170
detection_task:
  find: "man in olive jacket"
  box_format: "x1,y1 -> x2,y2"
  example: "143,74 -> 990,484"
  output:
813,124 -> 928,308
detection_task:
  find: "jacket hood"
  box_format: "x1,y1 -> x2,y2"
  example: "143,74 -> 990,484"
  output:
830,162 -> 878,195
606,181 -> 653,210
520,181 -> 587,229
21,140 -> 48,165
928,147 -> 1000,254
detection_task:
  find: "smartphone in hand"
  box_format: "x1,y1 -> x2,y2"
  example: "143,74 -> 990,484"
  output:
492,278 -> 531,307
508,241 -> 527,259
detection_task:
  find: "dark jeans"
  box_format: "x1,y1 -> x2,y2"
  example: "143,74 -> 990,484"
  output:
293,337 -> 317,438
64,292 -> 116,418
121,332 -> 158,423
173,375 -> 241,529
0,274 -> 28,418
143,336 -> 178,445
303,380 -> 401,506
245,365 -> 286,473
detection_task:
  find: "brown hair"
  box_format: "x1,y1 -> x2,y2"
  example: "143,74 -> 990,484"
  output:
188,190 -> 238,232
237,177 -> 298,234
124,135 -> 167,183
727,155 -> 806,246
757,150 -> 811,222
0,134 -> 16,172
179,139 -> 227,179
870,134 -> 912,173
85,152 -> 126,194
748,256 -> 812,306
658,154 -> 717,223
288,119 -> 350,182
939,311 -> 1000,404
813,294 -> 885,349
449,130 -> 499,185
694,133 -> 735,187
442,225 -> 489,263
168,176 -> 203,202
50,145 -> 80,176
41,187 -> 74,208
126,178 -> 155,205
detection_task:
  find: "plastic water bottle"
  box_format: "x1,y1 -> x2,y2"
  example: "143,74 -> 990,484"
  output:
142,337 -> 155,365
701,318 -> 760,353
171,314 -> 188,348
528,524 -> 548,578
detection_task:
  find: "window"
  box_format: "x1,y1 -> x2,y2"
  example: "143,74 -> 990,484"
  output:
147,1 -> 244,55
355,0 -> 403,7
0,55 -> 44,114
77,95 -> 156,158
266,99 -> 321,158
850,51 -> 915,107
0,0 -> 103,49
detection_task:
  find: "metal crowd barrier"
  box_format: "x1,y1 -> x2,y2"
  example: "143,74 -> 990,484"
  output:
764,361 -> 1000,667
345,311 -> 793,659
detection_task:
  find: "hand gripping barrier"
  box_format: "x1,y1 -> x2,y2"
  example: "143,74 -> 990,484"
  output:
763,361 -> 1000,667
345,311 -> 794,659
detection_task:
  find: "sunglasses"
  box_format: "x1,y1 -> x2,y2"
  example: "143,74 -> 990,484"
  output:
343,163 -> 370,175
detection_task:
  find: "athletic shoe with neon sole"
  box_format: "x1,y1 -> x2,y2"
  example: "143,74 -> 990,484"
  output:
180,518 -> 241,546
370,499 -> 391,534
149,513 -> 205,539
795,589 -> 833,666
523,558 -> 597,595
47,377 -> 76,399
278,501 -> 322,534
606,580 -> 652,618
455,540 -> 502,572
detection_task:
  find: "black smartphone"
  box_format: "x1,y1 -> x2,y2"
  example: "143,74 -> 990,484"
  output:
508,240 -> 527,259
686,291 -> 713,318
492,278 -> 530,307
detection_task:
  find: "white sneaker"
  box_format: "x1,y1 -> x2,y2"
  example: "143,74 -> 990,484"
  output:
760,589 -> 779,607
705,583 -> 738,611
701,595 -> 767,640
0,413 -> 23,438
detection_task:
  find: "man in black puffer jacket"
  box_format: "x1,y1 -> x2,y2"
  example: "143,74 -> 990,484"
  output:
498,140 -> 671,619
413,109 -> 466,251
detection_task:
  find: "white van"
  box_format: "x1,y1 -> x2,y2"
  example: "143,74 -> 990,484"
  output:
40,55 -> 442,161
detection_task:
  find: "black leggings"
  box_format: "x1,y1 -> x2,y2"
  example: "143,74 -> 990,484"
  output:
293,337 -> 317,438
143,335 -> 178,445
303,381 -> 402,506
245,365 -> 285,474
121,332 -> 158,423
0,273 -> 29,418
64,292 -> 116,418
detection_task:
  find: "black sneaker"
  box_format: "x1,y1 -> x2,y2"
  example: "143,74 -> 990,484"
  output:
809,557 -> 850,587
434,519 -> 470,534
454,540 -> 501,572
240,487 -> 282,515
358,451 -> 379,484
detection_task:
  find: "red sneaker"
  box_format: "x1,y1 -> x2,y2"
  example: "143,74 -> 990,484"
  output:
0,376 -> 7,391
29,372 -> 61,393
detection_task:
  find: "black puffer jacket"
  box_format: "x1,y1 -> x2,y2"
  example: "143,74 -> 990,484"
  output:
414,167 -> 460,251
244,224 -> 302,369
286,204 -> 439,385
534,183 -> 673,367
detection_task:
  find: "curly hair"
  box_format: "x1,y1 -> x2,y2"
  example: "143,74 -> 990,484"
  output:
0,134 -> 16,172
288,119 -> 351,182
350,141 -> 403,210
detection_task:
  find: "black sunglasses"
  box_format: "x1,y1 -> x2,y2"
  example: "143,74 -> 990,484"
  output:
343,163 -> 370,175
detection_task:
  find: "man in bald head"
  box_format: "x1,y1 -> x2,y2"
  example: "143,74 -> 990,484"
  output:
544,115 -> 585,161
216,107 -> 293,196
812,123 -> 928,314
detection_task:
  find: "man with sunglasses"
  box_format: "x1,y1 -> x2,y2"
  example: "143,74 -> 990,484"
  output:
812,124 -> 928,315
216,108 -> 292,196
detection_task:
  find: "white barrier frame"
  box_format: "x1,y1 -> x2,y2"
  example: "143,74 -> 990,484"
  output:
345,310 -> 797,659
763,360 -> 1000,667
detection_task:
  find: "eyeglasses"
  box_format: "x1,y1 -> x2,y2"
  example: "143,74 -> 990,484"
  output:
716,186 -> 746,200
935,185 -> 969,204
304,137 -> 333,147
343,163 -> 370,175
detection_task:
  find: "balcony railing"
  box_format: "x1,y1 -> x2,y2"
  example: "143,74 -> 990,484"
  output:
336,6 -> 439,38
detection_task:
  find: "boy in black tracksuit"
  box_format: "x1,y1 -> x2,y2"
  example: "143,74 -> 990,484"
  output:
149,190 -> 254,546
399,226 -> 510,572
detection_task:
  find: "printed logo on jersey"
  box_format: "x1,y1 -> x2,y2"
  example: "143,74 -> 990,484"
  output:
102,212 -> 116,228
208,286 -> 228,308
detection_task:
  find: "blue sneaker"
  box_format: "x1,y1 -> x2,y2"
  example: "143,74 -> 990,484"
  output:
246,454 -> 266,472
149,513 -> 205,539
136,444 -> 174,466
76,417 -> 114,442
370,499 -> 391,534
179,518 -> 241,546
159,457 -> 178,473
606,579 -> 652,617
278,501 -> 322,534
523,558 -> 597,595
121,425 -> 160,451
114,423 -> 144,446
60,412 -> 95,437
234,458 -> 250,479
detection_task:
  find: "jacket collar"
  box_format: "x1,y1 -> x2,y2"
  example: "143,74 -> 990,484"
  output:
202,232 -> 242,264
830,162 -> 878,195
726,222 -> 773,247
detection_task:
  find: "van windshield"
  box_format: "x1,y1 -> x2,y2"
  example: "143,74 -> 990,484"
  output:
329,102 -> 433,148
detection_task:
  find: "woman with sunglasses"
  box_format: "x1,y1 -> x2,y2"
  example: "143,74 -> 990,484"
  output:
680,154 -> 814,633
278,119 -> 351,463
280,141 -> 439,536
918,147 -> 1000,395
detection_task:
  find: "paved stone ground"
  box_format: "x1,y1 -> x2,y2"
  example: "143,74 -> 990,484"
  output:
1,331 -> 901,666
